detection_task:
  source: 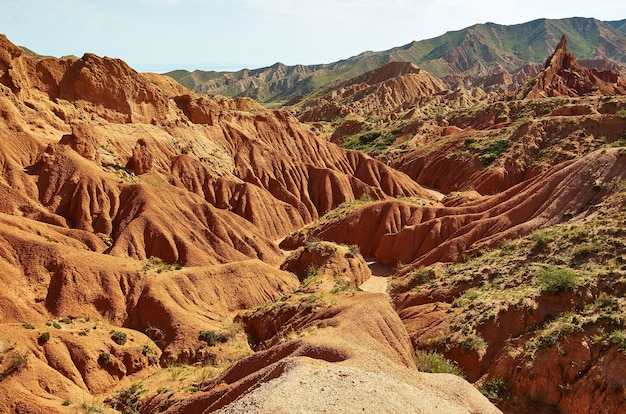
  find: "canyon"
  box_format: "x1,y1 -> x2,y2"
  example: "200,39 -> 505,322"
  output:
0,21 -> 625,414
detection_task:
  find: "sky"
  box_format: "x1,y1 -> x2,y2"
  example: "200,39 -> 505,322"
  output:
2,0 -> 626,73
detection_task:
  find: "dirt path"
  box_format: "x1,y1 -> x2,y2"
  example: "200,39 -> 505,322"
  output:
359,257 -> 391,296
422,185 -> 446,201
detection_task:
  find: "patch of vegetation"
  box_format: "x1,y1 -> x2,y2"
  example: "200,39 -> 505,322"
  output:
303,240 -> 325,255
610,330 -> 626,353
460,333 -> 488,354
22,322 -> 35,329
481,378 -> 511,400
530,312 -> 585,351
345,244 -> 360,258
98,352 -> 111,365
537,266 -> 579,294
617,108 -> 626,119
414,350 -> 464,377
301,197 -> 378,235
330,279 -> 356,294
107,165 -> 139,184
1,351 -> 29,379
111,330 -> 128,345
530,229 -> 556,253
199,330 -> 229,346
79,401 -> 108,414
143,256 -> 182,273
342,130 -> 397,154
479,139 -> 510,165
305,264 -> 319,280
167,363 -> 185,381
39,332 -> 51,342
139,344 -> 159,365
107,383 -> 146,414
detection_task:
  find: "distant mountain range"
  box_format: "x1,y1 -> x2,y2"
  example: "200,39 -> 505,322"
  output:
165,17 -> 626,104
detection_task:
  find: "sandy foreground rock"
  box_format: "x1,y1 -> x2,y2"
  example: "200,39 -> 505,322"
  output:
215,357 -> 499,414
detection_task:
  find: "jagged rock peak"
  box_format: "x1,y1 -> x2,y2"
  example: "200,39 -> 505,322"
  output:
544,34 -> 573,70
524,34 -> 626,98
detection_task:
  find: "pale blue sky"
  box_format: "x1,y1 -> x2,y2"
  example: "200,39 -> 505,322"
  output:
1,0 -> 625,73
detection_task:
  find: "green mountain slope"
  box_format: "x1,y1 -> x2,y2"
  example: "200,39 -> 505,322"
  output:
165,17 -> 626,104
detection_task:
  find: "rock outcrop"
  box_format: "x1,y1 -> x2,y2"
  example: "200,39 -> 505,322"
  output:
525,34 -> 626,98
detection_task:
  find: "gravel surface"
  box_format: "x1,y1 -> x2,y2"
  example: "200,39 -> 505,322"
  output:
216,357 -> 500,414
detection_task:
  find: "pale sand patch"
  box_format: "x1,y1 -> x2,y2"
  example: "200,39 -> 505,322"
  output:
216,357 -> 502,414
359,257 -> 391,295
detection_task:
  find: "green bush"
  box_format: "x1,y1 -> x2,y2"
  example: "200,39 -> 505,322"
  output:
414,350 -> 464,377
610,330 -> 626,353
538,267 -> 579,294
144,256 -> 182,273
358,131 -> 382,145
2,352 -> 29,377
530,229 -> 555,252
108,383 -> 146,414
343,131 -> 387,152
39,332 -> 50,342
481,378 -> 511,400
98,351 -> 111,364
199,330 -> 228,346
345,244 -> 360,258
306,265 -> 319,279
111,331 -> 127,345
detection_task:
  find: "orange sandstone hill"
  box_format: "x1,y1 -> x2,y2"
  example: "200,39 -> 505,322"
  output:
0,34 -> 502,413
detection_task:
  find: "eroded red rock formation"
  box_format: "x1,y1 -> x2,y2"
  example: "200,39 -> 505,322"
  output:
298,62 -> 447,122
525,34 -> 626,98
